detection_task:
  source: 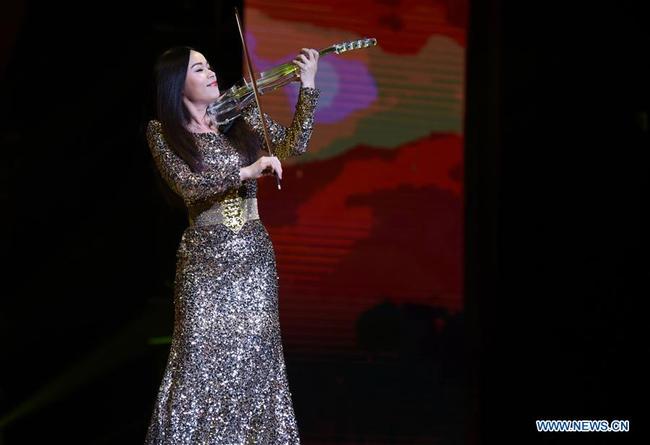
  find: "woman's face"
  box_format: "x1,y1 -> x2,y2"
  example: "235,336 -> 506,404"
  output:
183,50 -> 220,105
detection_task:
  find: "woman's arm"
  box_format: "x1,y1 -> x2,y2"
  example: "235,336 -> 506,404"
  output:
241,85 -> 320,161
146,120 -> 243,204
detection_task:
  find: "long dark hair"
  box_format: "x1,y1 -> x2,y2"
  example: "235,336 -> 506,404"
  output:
153,46 -> 260,173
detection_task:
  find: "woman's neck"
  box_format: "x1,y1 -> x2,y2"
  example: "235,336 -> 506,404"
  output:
187,118 -> 214,133
183,99 -> 213,133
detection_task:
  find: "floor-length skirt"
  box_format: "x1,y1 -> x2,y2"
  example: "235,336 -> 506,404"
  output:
144,220 -> 301,444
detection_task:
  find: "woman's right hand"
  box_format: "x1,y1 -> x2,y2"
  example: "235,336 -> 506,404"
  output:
240,155 -> 283,181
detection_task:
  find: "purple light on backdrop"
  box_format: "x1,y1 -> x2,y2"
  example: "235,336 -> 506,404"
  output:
246,32 -> 378,124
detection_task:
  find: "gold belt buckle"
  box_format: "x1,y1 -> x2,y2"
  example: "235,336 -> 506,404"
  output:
220,189 -> 246,232
191,190 -> 259,232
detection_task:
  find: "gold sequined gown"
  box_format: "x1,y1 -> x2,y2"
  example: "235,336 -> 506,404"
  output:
144,86 -> 320,444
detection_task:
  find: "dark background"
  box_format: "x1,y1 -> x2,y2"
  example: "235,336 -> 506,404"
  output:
1,0 -> 647,444
466,0 -> 649,443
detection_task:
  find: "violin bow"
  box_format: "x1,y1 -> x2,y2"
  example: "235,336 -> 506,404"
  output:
234,7 -> 281,190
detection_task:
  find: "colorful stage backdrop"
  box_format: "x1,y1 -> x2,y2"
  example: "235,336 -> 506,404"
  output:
245,0 -> 467,357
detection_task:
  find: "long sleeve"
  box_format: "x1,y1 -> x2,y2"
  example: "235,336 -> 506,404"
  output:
146,120 -> 242,205
241,86 -> 320,161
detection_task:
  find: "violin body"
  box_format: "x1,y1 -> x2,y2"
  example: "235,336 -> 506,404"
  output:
207,38 -> 377,126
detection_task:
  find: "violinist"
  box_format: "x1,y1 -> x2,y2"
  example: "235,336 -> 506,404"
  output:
144,45 -> 319,444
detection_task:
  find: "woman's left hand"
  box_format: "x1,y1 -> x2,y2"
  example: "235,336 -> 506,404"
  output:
293,48 -> 319,89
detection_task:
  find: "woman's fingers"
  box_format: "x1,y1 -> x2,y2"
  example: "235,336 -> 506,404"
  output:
302,48 -> 318,61
260,156 -> 282,179
293,49 -> 318,87
294,49 -> 318,70
297,48 -> 318,57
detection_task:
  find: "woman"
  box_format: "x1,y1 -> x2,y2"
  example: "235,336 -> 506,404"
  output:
144,45 -> 319,444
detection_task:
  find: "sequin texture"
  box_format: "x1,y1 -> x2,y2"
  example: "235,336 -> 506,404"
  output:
144,86 -> 320,444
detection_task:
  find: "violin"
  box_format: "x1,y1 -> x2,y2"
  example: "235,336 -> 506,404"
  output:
206,38 -> 377,126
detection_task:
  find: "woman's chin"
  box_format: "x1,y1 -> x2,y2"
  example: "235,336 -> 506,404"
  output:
197,91 -> 220,107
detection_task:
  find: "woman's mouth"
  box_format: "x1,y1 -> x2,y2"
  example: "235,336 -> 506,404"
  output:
208,81 -> 218,87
